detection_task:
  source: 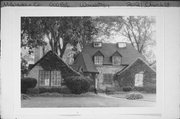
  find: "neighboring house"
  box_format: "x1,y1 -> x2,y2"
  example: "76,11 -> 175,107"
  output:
27,51 -> 80,88
72,42 -> 156,91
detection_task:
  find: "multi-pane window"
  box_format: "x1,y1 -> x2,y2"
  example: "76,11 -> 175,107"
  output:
135,72 -> 144,87
112,56 -> 121,65
39,70 -> 62,86
94,56 -> 103,65
103,73 -> 113,84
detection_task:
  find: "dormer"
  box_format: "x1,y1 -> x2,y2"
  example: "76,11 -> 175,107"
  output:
93,42 -> 102,48
93,50 -> 104,65
111,51 -> 122,65
117,42 -> 126,48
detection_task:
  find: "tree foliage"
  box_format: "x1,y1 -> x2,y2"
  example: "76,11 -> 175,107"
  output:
121,16 -> 156,54
21,17 -> 98,57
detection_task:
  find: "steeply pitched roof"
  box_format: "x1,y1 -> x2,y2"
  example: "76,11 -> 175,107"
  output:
29,51 -> 80,77
82,43 -> 147,65
72,52 -> 99,73
111,51 -> 122,57
115,57 -> 156,76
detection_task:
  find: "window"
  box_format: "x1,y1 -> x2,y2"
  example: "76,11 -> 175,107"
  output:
94,56 -> 103,65
103,73 -> 113,84
117,42 -> 126,48
93,42 -> 102,47
39,70 -> 62,86
112,56 -> 121,65
135,72 -> 144,87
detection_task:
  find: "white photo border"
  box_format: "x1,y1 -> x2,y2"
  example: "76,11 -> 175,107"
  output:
1,7 -> 178,119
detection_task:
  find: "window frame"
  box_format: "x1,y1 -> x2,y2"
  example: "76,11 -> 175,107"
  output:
93,42 -> 102,47
103,73 -> 113,84
112,56 -> 121,65
94,56 -> 103,65
39,70 -> 62,87
134,72 -> 144,87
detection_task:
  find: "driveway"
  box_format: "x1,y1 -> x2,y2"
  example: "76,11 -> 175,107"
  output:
21,93 -> 156,107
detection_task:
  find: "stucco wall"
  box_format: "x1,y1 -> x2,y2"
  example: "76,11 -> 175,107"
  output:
96,65 -> 124,90
28,65 -> 43,87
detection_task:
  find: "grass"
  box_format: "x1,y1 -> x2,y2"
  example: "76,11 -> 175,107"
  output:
21,92 -> 156,107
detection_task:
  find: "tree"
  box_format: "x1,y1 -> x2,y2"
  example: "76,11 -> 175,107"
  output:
21,17 -> 97,57
93,16 -> 156,63
21,57 -> 28,78
121,16 -> 156,54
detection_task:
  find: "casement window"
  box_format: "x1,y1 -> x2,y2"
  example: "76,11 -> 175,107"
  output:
135,72 -> 144,87
112,56 -> 121,65
94,56 -> 103,65
39,70 -> 62,86
103,73 -> 113,84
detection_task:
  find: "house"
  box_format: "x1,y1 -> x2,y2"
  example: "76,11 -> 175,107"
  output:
27,51 -> 80,87
114,57 -> 156,90
72,42 -> 156,91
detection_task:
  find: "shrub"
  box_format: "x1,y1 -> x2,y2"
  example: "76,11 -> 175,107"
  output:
39,92 -> 62,97
38,86 -> 71,94
60,86 -> 71,94
133,87 -> 144,92
126,92 -> 143,100
64,76 -> 92,94
144,84 -> 156,93
122,86 -> 132,92
21,94 -> 31,100
21,77 -> 37,93
26,88 -> 39,95
105,87 -> 116,94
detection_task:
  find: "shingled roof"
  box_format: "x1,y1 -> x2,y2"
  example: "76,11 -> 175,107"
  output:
72,52 -> 99,73
72,43 -> 147,73
82,43 -> 147,65
29,51 -> 81,78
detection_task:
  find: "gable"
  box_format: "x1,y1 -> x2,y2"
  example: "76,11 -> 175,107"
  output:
29,51 -> 80,78
93,50 -> 104,57
116,57 -> 156,76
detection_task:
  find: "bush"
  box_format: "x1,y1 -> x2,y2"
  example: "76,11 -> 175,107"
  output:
38,86 -> 71,94
21,77 -> 37,93
144,84 -> 156,93
26,88 -> 39,95
133,87 -> 144,92
60,86 -> 71,94
64,76 -> 92,94
122,86 -> 132,92
105,87 -> 116,94
21,94 -> 31,100
126,92 -> 143,100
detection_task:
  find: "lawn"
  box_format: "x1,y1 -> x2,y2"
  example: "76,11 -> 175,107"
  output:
21,93 -> 156,107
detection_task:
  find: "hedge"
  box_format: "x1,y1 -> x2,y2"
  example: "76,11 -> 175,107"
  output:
21,77 -> 37,93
